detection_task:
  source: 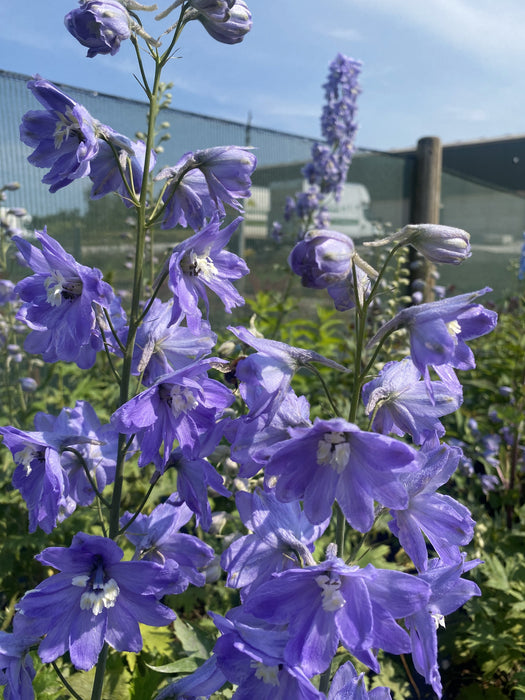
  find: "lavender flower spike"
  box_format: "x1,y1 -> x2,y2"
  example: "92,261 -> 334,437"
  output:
367,287 -> 497,381
16,533 -> 175,671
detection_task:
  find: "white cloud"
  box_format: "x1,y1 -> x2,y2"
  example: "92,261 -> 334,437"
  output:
350,0 -> 525,67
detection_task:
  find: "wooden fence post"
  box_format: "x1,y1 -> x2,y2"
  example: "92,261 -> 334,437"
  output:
410,136 -> 442,302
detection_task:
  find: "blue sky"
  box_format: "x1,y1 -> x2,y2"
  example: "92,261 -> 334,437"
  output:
1,0 -> 525,151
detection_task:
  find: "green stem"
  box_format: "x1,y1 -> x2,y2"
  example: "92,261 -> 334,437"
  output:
90,643 -> 109,700
52,661 -> 84,700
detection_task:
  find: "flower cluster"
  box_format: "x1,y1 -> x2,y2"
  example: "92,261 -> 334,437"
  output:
0,5 -> 497,700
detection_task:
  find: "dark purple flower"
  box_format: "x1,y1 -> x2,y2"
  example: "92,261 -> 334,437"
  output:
405,556 -> 481,698
111,358 -> 234,469
20,77 -> 100,192
132,298 -> 216,385
13,228 -> 121,368
16,533 -> 175,671
265,417 -> 418,532
89,131 -> 155,206
288,229 -> 354,289
121,496 -> 214,594
167,216 -> 249,332
388,443 -> 475,571
246,557 -> 429,677
362,357 -> 463,445
65,0 -> 131,57
228,325 -> 347,425
221,489 -> 328,599
368,288 -> 498,383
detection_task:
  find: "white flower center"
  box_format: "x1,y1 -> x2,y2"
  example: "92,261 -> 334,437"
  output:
446,320 -> 461,340
45,270 -> 82,307
431,612 -> 446,630
315,573 -> 345,612
251,661 -> 280,686
316,432 -> 350,473
14,445 -> 40,476
169,385 -> 198,417
73,574 -> 120,616
53,105 -> 81,149
184,250 -> 218,282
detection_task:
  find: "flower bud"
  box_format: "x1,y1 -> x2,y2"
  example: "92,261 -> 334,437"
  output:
195,0 -> 252,44
65,1 -> 131,58
365,223 -> 471,265
288,229 -> 354,289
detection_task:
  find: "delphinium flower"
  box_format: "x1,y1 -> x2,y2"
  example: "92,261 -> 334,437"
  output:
120,496 -> 215,594
364,223 -> 472,265
288,227 -> 371,310
20,77 -> 101,192
226,388 -> 311,478
388,443 -> 475,572
34,400 -> 117,507
89,131 -> 155,206
0,425 -> 71,533
288,229 -> 354,289
16,533 -> 176,671
166,215 -> 249,332
245,554 -> 430,677
111,358 -> 234,469
404,556 -> 481,698
362,357 -> 463,445
13,228 -> 122,368
221,489 -> 329,599
155,145 -> 256,230
156,607 -> 323,700
264,417 -> 418,532
228,325 -> 347,425
303,54 -> 361,202
65,0 -> 132,57
328,661 -> 392,700
187,0 -> 252,44
132,298 -> 217,385
0,615 -> 40,700
161,446 -> 231,530
367,287 -> 498,385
